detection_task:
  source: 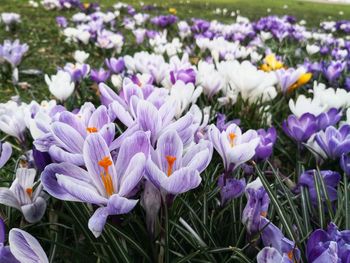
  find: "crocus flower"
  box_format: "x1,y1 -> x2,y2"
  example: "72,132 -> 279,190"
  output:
316,108 -> 342,130
0,168 -> 47,223
340,153 -> 350,176
0,142 -> 12,168
105,58 -> 125,74
0,40 -> 28,67
1,13 -> 20,31
145,130 -> 212,195
0,219 -> 49,263
275,67 -> 312,93
259,217 -> 300,262
282,113 -> 318,143
260,54 -> 284,72
315,125 -> 350,159
255,127 -> 277,161
42,131 -> 150,237
306,222 -> 349,262
218,175 -> 246,205
55,16 -> 67,28
322,61 -> 345,84
299,170 -> 340,206
41,104 -> 115,166
73,50 -> 89,64
242,178 -> 270,234
208,123 -> 260,172
90,68 -> 110,83
169,68 -> 196,85
9,228 -> 49,263
45,71 -> 75,101
63,63 -> 90,82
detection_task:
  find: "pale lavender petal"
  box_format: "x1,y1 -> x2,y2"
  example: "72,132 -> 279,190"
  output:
0,188 -> 20,210
0,142 -> 12,168
48,145 -> 84,166
136,100 -> 162,142
118,153 -> 146,197
9,228 -> 48,263
88,207 -> 109,238
88,106 -> 110,130
157,130 -> 183,173
51,122 -> 84,153
21,197 -> 46,223
161,167 -> 201,194
108,101 -> 134,127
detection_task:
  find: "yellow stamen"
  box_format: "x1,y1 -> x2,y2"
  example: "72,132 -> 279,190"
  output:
98,156 -> 114,197
260,211 -> 267,217
26,187 -> 33,198
261,54 -> 284,72
83,3 -> 90,9
86,127 -> 98,133
288,73 -> 312,92
165,155 -> 176,177
169,8 -> 177,14
228,132 -> 236,148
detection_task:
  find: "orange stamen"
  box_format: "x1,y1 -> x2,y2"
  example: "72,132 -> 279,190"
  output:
260,211 -> 267,217
98,156 -> 114,197
26,188 -> 33,198
165,155 -> 176,177
86,127 -> 98,133
228,132 -> 236,147
287,250 -> 294,260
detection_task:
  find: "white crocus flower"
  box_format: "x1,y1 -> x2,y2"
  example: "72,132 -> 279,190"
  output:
73,50 -> 89,64
306,44 -> 320,55
45,71 -> 75,101
169,80 -> 202,118
288,95 -> 326,118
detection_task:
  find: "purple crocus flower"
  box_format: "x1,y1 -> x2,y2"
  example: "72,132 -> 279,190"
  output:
42,131 -> 150,237
0,168 -> 47,223
322,61 -> 345,84
282,113 -> 318,142
340,153 -> 350,176
151,15 -> 177,28
0,40 -> 28,67
299,170 -> 340,206
316,108 -> 342,130
90,68 -> 110,83
0,141 -> 12,168
255,127 -> 277,161
216,113 -> 240,132
242,178 -> 270,234
0,220 -> 49,262
63,63 -> 90,82
208,123 -> 260,172
315,125 -> 350,159
145,130 -> 212,195
170,68 -> 196,85
218,175 -> 246,205
55,16 -> 67,28
105,58 -> 125,74
258,217 -> 301,262
306,222 -> 350,262
37,104 -> 115,166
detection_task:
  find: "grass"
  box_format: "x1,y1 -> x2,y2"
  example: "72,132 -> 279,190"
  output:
1,0 -> 350,103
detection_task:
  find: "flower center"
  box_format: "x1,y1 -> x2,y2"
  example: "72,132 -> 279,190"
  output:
260,211 -> 267,217
228,132 -> 236,147
86,127 -> 98,133
165,155 -> 176,177
26,187 -> 33,198
98,156 -> 114,197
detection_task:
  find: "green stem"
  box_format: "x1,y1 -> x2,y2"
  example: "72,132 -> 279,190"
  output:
345,173 -> 350,229
164,199 -> 169,263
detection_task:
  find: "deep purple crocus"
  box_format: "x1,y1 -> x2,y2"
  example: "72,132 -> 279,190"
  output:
316,108 -> 342,130
315,124 -> 350,159
322,61 -> 345,84
90,68 -> 110,83
282,113 -> 318,142
151,15 -> 177,28
255,127 -> 277,161
307,222 -> 350,262
105,58 -> 125,74
218,175 -> 246,205
170,68 -> 196,85
299,170 -> 340,206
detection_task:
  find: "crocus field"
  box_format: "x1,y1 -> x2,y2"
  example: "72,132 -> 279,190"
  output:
2,0 -> 350,262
